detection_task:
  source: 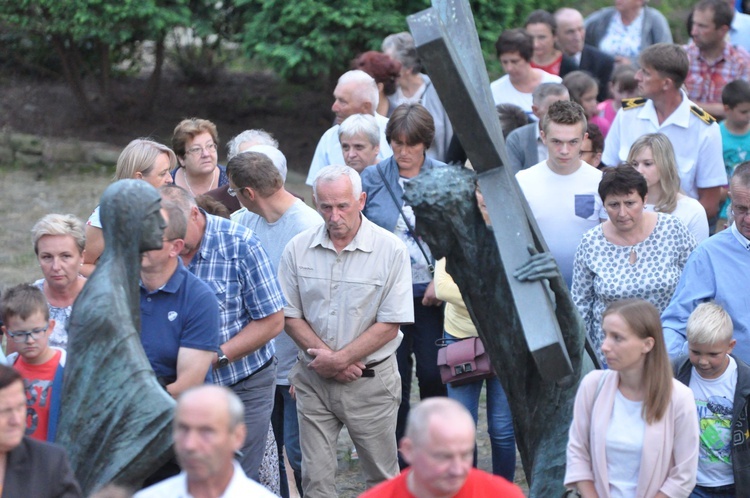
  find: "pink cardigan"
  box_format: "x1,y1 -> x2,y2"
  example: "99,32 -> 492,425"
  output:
565,370 -> 699,498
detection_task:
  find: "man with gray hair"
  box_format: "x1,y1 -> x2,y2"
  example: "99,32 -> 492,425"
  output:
227,151 -> 322,496
279,165 -> 413,496
360,398 -> 524,497
306,70 -> 393,185
135,385 -> 276,497
338,113 -> 381,173
505,82 -> 570,172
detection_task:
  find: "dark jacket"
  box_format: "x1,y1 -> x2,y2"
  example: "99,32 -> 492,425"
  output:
560,45 -> 615,102
673,354 -> 750,493
3,437 -> 82,498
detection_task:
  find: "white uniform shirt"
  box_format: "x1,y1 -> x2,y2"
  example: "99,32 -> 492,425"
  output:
603,91 -> 726,199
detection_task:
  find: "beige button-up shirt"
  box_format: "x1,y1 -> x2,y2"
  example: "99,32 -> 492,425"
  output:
279,215 -> 413,365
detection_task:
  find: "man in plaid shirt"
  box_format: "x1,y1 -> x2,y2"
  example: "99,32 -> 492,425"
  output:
160,184 -> 285,482
685,0 -> 750,120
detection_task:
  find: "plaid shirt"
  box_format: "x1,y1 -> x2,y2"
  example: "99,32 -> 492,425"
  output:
187,212 -> 286,386
685,41 -> 750,104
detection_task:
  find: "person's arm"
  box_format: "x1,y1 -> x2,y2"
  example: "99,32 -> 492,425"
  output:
661,248 -> 712,358
307,322 -> 399,378
433,258 -> 465,307
697,186 -> 721,220
220,310 -> 284,363
658,385 -> 699,497
565,373 -> 602,494
601,110 -> 622,168
81,225 -> 104,277
166,347 -> 214,398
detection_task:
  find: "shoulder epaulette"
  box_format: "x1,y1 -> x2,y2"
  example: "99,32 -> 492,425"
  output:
621,97 -> 646,110
690,105 -> 716,125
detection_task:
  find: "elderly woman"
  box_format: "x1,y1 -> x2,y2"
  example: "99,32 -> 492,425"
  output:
171,118 -> 227,196
361,103 -> 448,458
352,51 -> 402,118
338,114 -> 381,173
382,32 -> 453,162
628,133 -> 709,242
82,138 -> 176,276
572,165 -> 696,366
29,214 -> 86,350
584,0 -> 672,65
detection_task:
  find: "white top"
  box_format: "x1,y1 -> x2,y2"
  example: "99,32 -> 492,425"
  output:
645,195 -> 709,244
603,91 -> 727,199
516,160 -> 605,287
490,72 -> 562,120
134,460 -> 277,498
689,355 -> 737,486
395,177 -> 434,285
306,113 -> 392,186
606,390 -> 645,498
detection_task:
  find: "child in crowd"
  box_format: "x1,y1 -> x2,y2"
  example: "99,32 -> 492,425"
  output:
718,80 -> 750,230
562,71 -> 610,136
596,65 -> 638,135
673,302 -> 750,496
0,284 -> 65,443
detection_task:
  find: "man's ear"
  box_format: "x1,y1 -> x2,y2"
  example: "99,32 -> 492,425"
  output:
170,239 -> 185,257
540,129 -> 547,145
399,437 -> 414,466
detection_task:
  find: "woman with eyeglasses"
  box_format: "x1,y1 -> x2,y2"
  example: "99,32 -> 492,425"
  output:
171,118 -> 228,197
81,138 -> 176,276
628,133 -> 709,243
26,214 -> 87,353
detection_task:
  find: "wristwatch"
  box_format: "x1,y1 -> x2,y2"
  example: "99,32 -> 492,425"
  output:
217,347 -> 230,368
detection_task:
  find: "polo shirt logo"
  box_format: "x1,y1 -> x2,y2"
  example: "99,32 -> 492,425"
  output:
168,311 -> 178,321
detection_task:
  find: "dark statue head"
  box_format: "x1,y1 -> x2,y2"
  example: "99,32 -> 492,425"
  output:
99,179 -> 166,255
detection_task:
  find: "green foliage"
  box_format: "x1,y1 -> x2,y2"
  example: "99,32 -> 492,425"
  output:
234,0 -> 576,82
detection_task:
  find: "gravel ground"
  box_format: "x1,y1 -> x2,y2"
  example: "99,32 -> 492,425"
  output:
0,165 -> 527,496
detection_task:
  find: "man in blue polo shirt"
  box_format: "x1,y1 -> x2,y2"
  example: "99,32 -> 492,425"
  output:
140,203 -> 219,397
159,184 -> 285,482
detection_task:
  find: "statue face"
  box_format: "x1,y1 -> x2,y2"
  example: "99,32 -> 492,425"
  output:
140,200 -> 167,253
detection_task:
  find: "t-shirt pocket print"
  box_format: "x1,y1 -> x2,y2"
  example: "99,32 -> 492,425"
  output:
575,194 -> 595,219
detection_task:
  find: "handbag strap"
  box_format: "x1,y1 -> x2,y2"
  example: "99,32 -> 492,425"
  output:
377,163 -> 434,274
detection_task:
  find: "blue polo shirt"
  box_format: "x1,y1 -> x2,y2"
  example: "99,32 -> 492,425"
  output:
140,260 -> 220,381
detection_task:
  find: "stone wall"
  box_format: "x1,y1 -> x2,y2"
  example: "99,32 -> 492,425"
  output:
0,128 -> 121,170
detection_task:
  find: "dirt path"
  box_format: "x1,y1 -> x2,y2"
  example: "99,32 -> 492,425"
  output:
0,166 -> 527,496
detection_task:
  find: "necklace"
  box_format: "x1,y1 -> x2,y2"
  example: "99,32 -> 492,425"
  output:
629,246 -> 637,265
182,167 -> 216,196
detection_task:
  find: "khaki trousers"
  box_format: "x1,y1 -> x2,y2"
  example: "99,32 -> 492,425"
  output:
290,356 -> 401,498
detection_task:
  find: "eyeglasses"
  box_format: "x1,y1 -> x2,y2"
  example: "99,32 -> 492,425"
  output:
6,326 -> 47,343
185,143 -> 218,156
579,150 -> 595,154
227,186 -> 241,197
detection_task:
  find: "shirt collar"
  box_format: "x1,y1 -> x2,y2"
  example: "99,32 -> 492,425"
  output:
310,214 -> 375,253
731,222 -> 750,250
637,90 -> 691,129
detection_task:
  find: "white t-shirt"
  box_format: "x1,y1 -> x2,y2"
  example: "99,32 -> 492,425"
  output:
645,195 -> 708,244
490,71 -> 562,119
689,355 -> 737,487
516,161 -> 606,286
395,176 -> 433,286
607,390 -> 645,498
135,461 -> 277,497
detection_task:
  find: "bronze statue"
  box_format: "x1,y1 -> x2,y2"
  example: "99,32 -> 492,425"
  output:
404,166 -> 596,496
57,180 -> 175,494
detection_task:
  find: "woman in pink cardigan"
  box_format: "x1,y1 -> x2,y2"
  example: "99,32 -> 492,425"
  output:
565,299 -> 699,498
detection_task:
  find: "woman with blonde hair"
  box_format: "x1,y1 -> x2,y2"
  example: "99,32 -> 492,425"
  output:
82,138 -> 176,276
565,298 -> 698,498
628,133 -> 709,242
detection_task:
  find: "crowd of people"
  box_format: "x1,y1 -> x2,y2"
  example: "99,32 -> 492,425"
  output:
1,0 -> 750,496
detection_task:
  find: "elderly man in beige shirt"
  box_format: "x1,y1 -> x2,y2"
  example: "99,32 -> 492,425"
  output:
279,164 -> 413,498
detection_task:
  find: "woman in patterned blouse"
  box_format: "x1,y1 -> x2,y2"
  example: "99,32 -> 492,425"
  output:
571,165 -> 696,366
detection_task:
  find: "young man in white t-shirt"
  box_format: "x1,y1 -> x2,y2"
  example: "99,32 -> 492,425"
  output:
673,302 -> 750,496
515,100 -> 606,287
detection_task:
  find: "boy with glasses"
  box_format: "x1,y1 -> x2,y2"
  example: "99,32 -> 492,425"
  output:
0,284 -> 64,443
